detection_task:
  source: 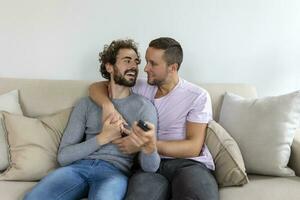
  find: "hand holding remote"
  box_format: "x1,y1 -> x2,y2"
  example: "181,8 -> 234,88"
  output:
137,120 -> 150,131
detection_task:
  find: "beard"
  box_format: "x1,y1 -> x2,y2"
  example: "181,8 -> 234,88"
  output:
147,68 -> 169,86
113,66 -> 138,87
147,77 -> 165,86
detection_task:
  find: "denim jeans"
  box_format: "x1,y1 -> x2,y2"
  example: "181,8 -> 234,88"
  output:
125,159 -> 219,200
24,159 -> 128,200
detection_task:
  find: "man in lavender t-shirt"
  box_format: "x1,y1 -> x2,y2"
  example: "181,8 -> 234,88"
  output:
132,77 -> 215,170
90,37 -> 219,200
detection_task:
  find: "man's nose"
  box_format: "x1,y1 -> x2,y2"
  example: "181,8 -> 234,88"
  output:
144,63 -> 149,72
129,62 -> 138,69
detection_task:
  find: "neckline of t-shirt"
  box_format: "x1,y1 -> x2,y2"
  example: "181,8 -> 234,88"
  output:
154,78 -> 183,101
112,93 -> 136,103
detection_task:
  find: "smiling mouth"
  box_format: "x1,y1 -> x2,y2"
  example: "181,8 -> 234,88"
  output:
125,72 -> 137,78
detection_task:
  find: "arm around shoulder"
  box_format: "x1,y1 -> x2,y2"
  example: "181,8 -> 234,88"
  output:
89,81 -> 110,106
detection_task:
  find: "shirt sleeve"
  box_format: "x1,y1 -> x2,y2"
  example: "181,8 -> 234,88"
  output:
57,98 -> 100,166
137,98 -> 160,172
187,90 -> 213,123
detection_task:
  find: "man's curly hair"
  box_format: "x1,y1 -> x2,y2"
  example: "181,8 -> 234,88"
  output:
99,39 -> 140,80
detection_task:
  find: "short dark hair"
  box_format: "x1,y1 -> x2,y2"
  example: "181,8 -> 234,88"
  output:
99,39 -> 140,80
149,37 -> 183,70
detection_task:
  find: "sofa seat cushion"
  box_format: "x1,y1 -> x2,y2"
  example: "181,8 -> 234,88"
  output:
220,175 -> 300,200
0,181 -> 87,200
0,181 -> 37,200
1,176 -> 299,200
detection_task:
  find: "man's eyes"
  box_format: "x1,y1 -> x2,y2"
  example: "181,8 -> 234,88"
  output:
147,61 -> 156,66
123,59 -> 140,65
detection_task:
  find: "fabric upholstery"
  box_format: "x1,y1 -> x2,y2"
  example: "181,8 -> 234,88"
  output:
0,78 -> 91,117
1,77 -> 299,200
289,129 -> 300,176
220,175 -> 300,200
1,176 -> 299,200
0,114 -> 9,172
0,90 -> 23,171
0,109 -> 71,181
0,90 -> 23,115
205,121 -> 248,187
219,91 -> 300,176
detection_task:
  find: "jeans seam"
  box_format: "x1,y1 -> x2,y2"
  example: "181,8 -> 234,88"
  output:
56,180 -> 87,200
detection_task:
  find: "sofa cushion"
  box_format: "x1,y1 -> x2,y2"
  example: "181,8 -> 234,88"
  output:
289,128 -> 300,176
219,91 -> 300,176
220,175 -> 300,200
205,121 -> 248,187
0,115 -> 9,172
0,90 -> 23,115
0,181 -> 37,200
0,90 -> 23,172
0,108 -> 71,181
0,181 -> 88,200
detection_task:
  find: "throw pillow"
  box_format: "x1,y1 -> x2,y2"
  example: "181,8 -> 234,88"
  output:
205,120 -> 249,187
0,90 -> 23,115
0,114 -> 9,172
0,108 -> 72,181
219,91 -> 300,176
0,90 -> 23,171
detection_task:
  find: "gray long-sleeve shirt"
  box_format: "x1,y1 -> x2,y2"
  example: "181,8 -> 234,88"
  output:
57,94 -> 160,174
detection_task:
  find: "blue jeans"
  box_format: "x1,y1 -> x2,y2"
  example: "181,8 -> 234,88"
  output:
24,159 -> 128,200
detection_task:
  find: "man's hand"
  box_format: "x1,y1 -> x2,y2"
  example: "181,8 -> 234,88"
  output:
102,103 -> 128,126
97,114 -> 123,145
112,121 -> 157,154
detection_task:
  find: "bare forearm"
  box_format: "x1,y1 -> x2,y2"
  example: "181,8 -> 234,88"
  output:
89,81 -> 110,106
157,140 -> 203,158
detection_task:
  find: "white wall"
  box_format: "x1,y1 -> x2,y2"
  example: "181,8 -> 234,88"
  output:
0,0 -> 299,97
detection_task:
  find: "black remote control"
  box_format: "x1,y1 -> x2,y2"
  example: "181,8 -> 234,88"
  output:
137,120 -> 150,131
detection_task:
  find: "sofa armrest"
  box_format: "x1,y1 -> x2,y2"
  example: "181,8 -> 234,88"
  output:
289,128 -> 300,176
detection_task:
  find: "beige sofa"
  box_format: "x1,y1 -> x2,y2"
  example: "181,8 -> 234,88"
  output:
0,77 -> 299,200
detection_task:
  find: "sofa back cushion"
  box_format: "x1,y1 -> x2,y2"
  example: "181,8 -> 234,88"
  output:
0,78 -> 92,117
0,78 -> 258,120
201,84 -> 257,121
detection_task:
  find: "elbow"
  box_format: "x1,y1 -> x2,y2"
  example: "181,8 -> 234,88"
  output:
188,143 -> 204,157
140,155 -> 161,173
142,163 -> 160,173
57,151 -> 68,167
190,151 -> 201,157
189,144 -> 203,157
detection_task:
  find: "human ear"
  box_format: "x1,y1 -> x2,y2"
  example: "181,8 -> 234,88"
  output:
105,63 -> 113,73
169,63 -> 178,72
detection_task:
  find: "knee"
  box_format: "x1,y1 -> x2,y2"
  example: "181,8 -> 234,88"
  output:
91,175 -> 128,200
130,172 -> 169,189
108,175 -> 128,192
125,172 -> 170,200
172,166 -> 219,200
175,165 -> 217,186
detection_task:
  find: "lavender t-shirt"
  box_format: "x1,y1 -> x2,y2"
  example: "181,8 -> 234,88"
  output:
132,78 -> 215,170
